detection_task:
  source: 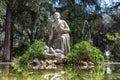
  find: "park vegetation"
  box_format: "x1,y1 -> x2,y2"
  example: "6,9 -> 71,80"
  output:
0,0 -> 120,63
66,41 -> 104,64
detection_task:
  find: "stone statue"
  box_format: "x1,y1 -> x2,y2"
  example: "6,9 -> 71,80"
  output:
44,45 -> 64,54
49,12 -> 70,55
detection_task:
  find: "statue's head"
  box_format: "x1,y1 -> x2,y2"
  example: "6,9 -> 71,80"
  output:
53,12 -> 61,20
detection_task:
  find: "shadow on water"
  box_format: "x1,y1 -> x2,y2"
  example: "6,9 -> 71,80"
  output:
0,63 -> 120,80
0,64 -> 12,79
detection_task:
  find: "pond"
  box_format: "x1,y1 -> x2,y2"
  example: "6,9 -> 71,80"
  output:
0,63 -> 120,80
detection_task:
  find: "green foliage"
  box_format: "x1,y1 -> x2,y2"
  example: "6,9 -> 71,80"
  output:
13,40 -> 45,64
13,0 -> 54,44
106,33 -> 119,41
106,33 -> 120,60
0,0 -> 6,26
66,41 -> 104,64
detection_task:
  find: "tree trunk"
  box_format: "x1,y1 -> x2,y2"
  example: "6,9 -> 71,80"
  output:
3,4 -> 12,62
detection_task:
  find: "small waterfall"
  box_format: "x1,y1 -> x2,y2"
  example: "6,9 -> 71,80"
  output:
82,20 -> 92,43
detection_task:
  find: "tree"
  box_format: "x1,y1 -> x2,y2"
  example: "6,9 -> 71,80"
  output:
13,0 -> 54,44
3,0 -> 13,62
2,0 -> 55,58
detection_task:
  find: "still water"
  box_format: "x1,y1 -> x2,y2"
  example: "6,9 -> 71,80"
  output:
0,63 -> 120,80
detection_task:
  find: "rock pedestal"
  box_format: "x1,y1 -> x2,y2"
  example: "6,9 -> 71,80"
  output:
28,46 -> 66,69
44,54 -> 65,64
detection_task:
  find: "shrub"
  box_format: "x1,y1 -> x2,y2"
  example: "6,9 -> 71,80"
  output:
14,40 -> 45,64
66,41 -> 104,64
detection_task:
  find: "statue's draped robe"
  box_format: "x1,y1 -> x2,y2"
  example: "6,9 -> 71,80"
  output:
53,20 -> 70,55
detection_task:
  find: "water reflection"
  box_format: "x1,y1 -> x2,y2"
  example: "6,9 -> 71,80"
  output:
44,70 -> 65,80
0,64 -> 12,80
106,65 -> 112,74
0,64 -> 10,75
0,64 -> 120,80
